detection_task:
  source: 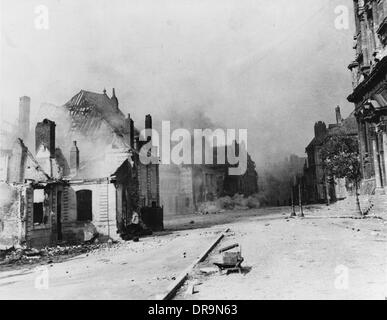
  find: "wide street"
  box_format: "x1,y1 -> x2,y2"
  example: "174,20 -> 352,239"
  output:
0,205 -> 386,300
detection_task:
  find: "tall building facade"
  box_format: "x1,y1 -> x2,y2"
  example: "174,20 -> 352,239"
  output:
347,0 -> 387,194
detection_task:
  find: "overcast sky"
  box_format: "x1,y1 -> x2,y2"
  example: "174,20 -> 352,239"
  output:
1,0 -> 356,169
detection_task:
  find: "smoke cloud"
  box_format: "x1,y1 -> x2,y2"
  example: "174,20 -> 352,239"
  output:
1,0 -> 356,173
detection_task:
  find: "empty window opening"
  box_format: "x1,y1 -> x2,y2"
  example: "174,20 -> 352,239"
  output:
76,190 -> 92,221
33,189 -> 48,224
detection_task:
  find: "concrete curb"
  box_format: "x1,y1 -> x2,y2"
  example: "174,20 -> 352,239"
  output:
157,228 -> 230,300
303,215 -> 385,220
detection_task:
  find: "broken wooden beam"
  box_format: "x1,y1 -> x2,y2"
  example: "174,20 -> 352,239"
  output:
218,243 -> 239,253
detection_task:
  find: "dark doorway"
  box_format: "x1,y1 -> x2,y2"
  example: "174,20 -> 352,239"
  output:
57,191 -> 62,241
76,190 -> 92,221
33,203 -> 44,224
122,187 -> 131,229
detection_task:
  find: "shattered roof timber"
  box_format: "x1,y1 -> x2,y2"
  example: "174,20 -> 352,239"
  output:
64,90 -> 140,145
17,138 -> 51,181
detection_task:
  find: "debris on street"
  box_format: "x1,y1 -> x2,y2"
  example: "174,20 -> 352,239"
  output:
218,243 -> 239,253
197,193 -> 261,215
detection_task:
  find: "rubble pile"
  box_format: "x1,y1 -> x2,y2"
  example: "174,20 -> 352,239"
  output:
246,195 -> 261,209
231,194 -> 249,210
197,193 -> 261,214
0,242 -> 112,266
217,196 -> 234,210
197,201 -> 223,215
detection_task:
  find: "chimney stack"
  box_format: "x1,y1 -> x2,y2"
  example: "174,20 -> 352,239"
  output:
35,119 -> 56,158
127,114 -> 135,148
70,141 -> 79,175
18,96 -> 30,141
314,121 -> 327,141
335,105 -> 342,124
111,88 -> 118,111
145,114 -> 152,142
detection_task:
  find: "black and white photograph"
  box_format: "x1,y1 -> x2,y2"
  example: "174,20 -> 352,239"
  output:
0,0 -> 386,304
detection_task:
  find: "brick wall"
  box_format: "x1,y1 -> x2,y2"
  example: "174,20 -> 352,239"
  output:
35,119 -> 56,157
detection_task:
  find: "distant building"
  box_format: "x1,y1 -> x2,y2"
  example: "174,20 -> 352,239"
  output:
160,143 -> 258,215
259,154 -> 305,207
304,121 -> 328,203
159,164 -> 196,216
347,0 -> 387,194
303,107 -> 358,204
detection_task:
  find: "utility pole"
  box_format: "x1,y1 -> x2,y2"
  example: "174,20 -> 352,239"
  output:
325,175 -> 330,206
298,182 -> 304,217
290,183 -> 296,217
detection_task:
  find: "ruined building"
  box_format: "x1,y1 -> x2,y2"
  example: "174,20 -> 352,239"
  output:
62,89 -> 160,213
347,0 -> 387,194
0,90 -> 162,248
160,143 -> 258,216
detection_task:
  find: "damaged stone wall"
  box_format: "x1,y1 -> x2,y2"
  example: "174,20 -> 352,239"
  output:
0,183 -> 22,248
138,162 -> 160,208
62,181 -> 118,243
25,185 -> 58,249
159,164 -> 195,216
113,158 -> 138,231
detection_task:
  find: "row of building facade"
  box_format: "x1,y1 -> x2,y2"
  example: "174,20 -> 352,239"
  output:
299,0 -> 387,205
0,88 -> 259,248
348,0 -> 387,194
160,146 -> 259,215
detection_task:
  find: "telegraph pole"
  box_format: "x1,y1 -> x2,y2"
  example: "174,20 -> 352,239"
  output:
290,182 -> 296,218
298,182 -> 304,217
324,173 -> 330,206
